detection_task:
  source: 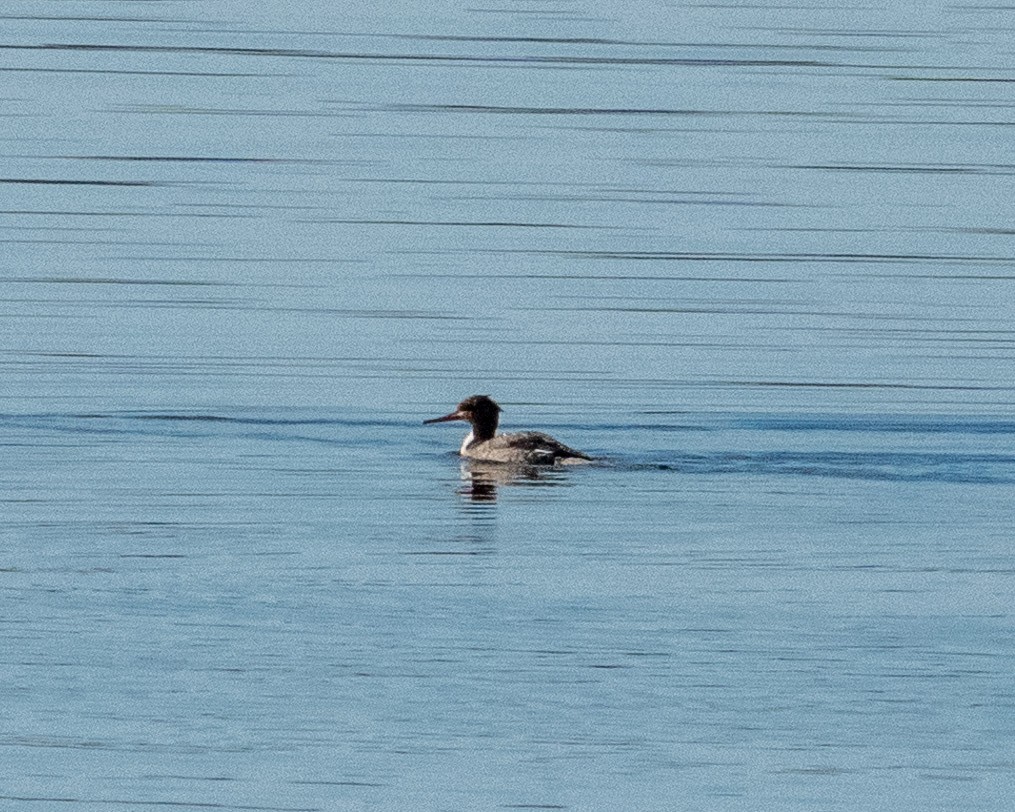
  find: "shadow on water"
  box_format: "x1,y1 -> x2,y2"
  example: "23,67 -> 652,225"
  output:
455,458 -> 578,502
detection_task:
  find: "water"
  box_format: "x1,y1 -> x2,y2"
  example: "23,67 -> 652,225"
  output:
3,1 -> 1014,809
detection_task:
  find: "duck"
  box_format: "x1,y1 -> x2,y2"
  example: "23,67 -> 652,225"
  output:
424,395 -> 592,465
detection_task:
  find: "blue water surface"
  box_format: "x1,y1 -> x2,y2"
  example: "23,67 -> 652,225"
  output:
2,1 -> 1014,810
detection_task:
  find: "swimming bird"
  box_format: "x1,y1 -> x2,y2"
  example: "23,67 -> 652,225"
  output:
424,395 -> 592,465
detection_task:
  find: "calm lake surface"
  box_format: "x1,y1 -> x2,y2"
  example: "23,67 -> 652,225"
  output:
3,1 -> 1014,809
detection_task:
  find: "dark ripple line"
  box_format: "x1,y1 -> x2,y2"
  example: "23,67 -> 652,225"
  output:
0,67 -> 278,77
321,218 -> 603,229
371,103 -> 1015,124
386,32 -> 908,53
8,277 -> 316,288
382,102 -> 719,115
104,256 -> 364,264
123,414 -> 396,429
890,75 -> 1015,83
0,14 -> 202,23
721,380 -> 1007,391
791,163 -> 1015,174
734,415 -> 1015,435
1,42 -> 858,69
631,450 -> 1015,485
0,178 -> 157,187
0,412 -> 403,432
482,249 -> 1015,265
0,795 -> 318,812
0,210 -> 195,217
394,272 -> 796,282
31,155 -> 337,165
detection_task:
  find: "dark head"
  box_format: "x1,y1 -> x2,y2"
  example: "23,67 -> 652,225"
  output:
423,394 -> 502,441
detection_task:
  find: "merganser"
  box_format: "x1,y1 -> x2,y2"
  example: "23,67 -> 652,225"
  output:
424,395 -> 592,465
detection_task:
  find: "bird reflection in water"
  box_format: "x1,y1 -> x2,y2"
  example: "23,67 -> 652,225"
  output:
457,459 -> 573,502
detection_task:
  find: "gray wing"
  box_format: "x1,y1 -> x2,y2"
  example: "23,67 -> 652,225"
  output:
502,431 -> 592,464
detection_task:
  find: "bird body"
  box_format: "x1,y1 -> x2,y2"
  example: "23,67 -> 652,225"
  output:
425,395 -> 592,465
